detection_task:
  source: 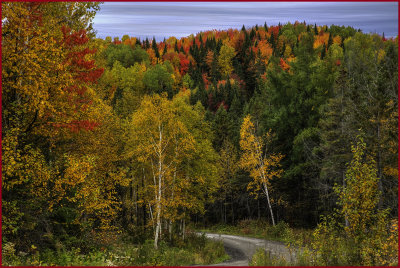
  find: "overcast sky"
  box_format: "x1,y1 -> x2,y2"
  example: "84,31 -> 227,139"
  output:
93,2 -> 398,41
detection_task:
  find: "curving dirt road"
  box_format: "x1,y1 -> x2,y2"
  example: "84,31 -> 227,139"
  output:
199,233 -> 295,266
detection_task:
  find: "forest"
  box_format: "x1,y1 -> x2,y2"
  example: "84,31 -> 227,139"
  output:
2,2 -> 398,266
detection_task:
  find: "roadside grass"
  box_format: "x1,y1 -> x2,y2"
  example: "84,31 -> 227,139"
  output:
250,248 -> 291,266
2,232 -> 229,266
249,247 -> 315,266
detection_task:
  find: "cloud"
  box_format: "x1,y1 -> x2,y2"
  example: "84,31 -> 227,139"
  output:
92,2 -> 398,40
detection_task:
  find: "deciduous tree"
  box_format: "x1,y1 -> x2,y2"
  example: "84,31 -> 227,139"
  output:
239,115 -> 283,226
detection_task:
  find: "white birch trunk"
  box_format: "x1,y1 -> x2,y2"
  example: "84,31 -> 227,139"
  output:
154,122 -> 164,249
262,181 -> 275,226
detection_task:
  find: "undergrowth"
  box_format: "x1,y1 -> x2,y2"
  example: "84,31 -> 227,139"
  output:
2,232 -> 228,266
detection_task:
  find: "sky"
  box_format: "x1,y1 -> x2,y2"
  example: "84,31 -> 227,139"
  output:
92,2 -> 398,41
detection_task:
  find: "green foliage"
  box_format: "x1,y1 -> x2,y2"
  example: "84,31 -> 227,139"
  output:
105,44 -> 149,68
143,63 -> 174,96
105,44 -> 134,68
132,46 -> 150,64
2,233 -> 228,266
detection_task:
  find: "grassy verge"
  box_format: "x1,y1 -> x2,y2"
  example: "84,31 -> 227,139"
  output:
249,247 -> 315,266
2,232 -> 229,266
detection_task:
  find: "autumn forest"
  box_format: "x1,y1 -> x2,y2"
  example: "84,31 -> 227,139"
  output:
2,2 -> 398,266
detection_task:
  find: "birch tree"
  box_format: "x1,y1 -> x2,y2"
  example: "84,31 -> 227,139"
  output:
239,115 -> 283,226
126,93 -> 194,249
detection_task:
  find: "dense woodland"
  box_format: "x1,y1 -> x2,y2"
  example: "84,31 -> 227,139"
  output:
2,2 -> 398,266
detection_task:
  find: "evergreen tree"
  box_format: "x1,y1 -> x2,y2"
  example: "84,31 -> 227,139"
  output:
175,40 -> 179,52
163,43 -> 167,55
152,36 -> 160,58
327,33 -> 333,49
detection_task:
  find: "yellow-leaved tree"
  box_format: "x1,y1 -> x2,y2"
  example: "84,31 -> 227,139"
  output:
2,2 -> 124,249
125,93 -> 195,249
218,44 -> 236,78
124,93 -> 220,248
239,115 -> 284,226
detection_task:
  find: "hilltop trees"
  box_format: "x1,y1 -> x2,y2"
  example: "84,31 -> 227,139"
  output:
95,20 -> 397,230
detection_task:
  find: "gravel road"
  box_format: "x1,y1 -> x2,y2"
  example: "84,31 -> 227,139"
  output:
198,233 -> 294,266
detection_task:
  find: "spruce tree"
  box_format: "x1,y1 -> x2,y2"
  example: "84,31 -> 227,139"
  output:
152,36 -> 160,58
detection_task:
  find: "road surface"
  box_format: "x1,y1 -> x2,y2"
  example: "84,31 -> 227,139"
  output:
198,233 -> 295,266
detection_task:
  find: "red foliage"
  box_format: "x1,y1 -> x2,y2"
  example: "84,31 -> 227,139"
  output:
61,26 -> 104,91
59,26 -> 104,133
68,120 -> 100,132
61,26 -> 89,48
178,53 -> 190,75
227,29 -> 235,40
163,51 -> 178,62
335,59 -> 341,66
194,37 -> 201,48
208,92 -> 214,110
27,2 -> 43,27
216,101 -> 229,111
279,58 -> 290,71
202,73 -> 210,90
51,120 -> 100,133
218,80 -> 227,87
269,26 -> 280,37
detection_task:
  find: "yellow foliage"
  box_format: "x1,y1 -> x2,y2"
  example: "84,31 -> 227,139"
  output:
2,2 -> 123,235
218,44 -> 236,77
333,35 -> 342,45
313,32 -> 329,49
239,115 -> 283,206
313,136 -> 398,266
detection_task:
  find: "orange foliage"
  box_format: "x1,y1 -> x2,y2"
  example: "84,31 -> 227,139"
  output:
280,58 -> 290,71
313,32 -> 330,48
257,40 -> 273,64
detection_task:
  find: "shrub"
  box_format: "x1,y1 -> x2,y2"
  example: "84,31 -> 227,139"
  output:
250,248 -> 289,266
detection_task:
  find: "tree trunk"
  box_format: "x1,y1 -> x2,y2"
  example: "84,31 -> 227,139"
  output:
169,220 -> 172,241
231,193 -> 235,224
246,197 -> 251,217
343,172 -> 349,227
376,119 -> 384,209
263,182 -> 275,226
154,177 -> 162,249
154,123 -> 164,249
182,218 -> 186,240
154,204 -> 161,249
